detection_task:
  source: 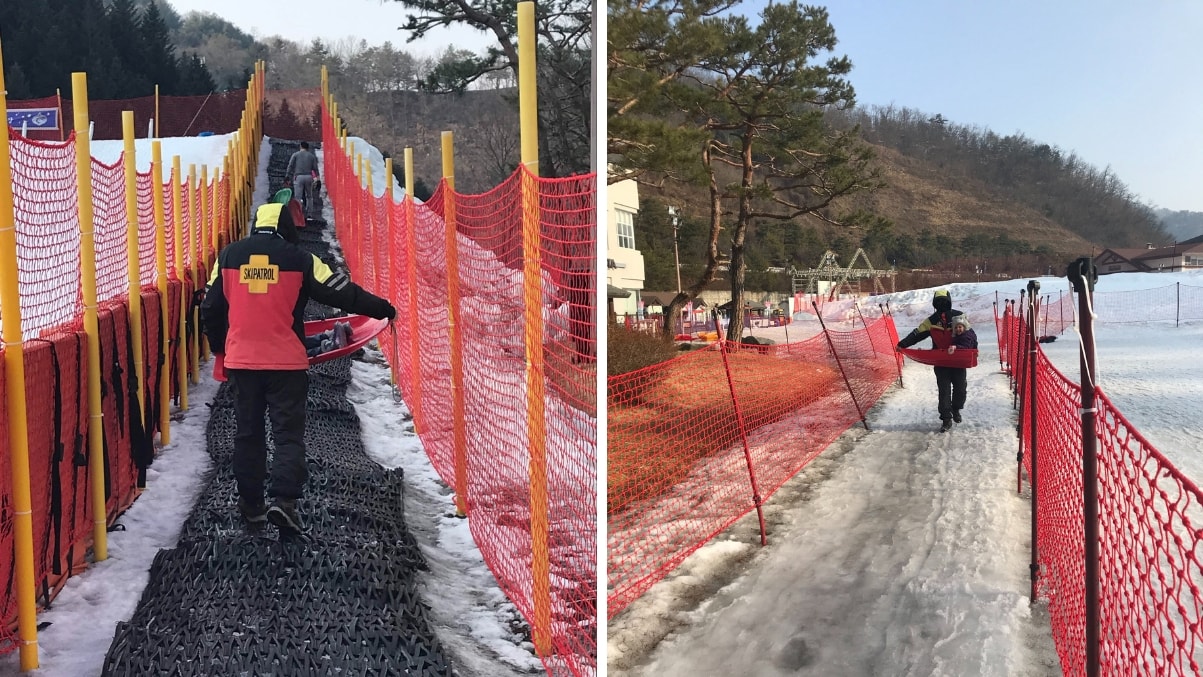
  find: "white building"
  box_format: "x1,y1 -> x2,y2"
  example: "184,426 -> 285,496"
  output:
606,176 -> 645,316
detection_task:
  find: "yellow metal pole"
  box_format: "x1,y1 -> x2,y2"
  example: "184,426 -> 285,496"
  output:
154,84 -> 160,138
186,164 -> 200,383
171,156 -> 188,410
72,72 -> 110,562
403,149 -> 422,432
517,1 -> 550,657
122,112 -> 146,427
384,157 -> 396,387
200,165 -> 211,362
152,142 -> 170,444
442,131 -> 468,518
222,155 -> 232,246
0,38 -> 42,671
366,163 -> 378,294
321,65 -> 329,107
355,153 -> 364,270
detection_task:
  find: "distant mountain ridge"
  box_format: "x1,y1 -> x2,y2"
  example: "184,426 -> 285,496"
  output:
1156,208 -> 1203,243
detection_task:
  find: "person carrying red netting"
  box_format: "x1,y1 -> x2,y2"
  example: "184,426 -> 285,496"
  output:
200,202 -> 395,534
896,289 -> 969,432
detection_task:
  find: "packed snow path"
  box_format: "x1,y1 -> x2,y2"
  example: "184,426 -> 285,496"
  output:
100,140 -> 455,675
610,348 -> 1062,676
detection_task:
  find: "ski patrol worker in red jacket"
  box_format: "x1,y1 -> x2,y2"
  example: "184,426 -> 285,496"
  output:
201,202 -> 395,533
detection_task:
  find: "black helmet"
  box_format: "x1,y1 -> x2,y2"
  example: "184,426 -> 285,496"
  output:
932,289 -> 952,311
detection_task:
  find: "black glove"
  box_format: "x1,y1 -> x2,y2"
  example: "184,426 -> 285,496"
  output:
895,341 -> 904,351
384,303 -> 396,321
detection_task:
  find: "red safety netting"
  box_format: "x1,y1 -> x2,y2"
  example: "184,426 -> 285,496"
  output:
608,314 -> 900,617
10,90 -> 251,141
0,360 -> 12,651
323,105 -> 597,676
6,134 -> 82,337
0,281 -> 186,654
91,158 -> 130,304
0,75 -> 259,653
1002,298 -> 1203,676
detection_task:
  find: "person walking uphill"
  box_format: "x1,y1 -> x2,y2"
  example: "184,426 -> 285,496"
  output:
201,202 -> 396,533
285,141 -> 320,221
896,289 -> 968,433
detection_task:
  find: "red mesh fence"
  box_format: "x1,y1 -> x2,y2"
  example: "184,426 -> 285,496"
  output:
0,71 -> 258,652
323,107 -> 597,677
1002,294 -> 1203,676
0,280 -> 185,653
10,91 -> 251,141
6,134 -> 82,337
0,361 -> 12,651
607,314 -> 900,617
91,158 -> 130,304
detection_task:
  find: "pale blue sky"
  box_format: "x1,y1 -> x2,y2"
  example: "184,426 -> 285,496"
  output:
171,1 -> 1202,211
761,0 -> 1203,211
168,0 -> 491,58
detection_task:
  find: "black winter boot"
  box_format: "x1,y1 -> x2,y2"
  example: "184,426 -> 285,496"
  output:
267,499 -> 304,534
953,410 -> 962,423
939,419 -> 953,433
238,497 -> 267,523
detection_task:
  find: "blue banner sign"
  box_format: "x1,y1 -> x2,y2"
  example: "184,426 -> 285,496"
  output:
7,108 -> 59,130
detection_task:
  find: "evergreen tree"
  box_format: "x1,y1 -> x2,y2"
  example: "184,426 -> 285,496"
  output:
612,1 -> 878,339
389,0 -> 592,178
77,0 -> 122,99
4,62 -> 33,100
108,0 -> 151,96
176,53 -> 216,95
138,0 -> 179,94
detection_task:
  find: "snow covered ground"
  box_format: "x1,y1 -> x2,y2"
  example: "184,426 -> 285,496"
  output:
0,135 -> 537,676
609,269 -> 1203,676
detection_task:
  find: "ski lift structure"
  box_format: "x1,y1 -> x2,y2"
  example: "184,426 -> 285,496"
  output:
790,248 -> 896,299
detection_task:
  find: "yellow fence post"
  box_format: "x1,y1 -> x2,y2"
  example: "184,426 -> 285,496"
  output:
186,164 -> 200,383
154,84 -> 160,138
222,156 -> 232,247
152,142 -> 171,444
517,0 -> 551,657
0,38 -> 41,671
122,112 -> 146,439
403,148 -> 422,433
200,165 -> 211,362
321,65 -> 329,110
442,131 -> 469,518
171,156 -> 188,410
366,163 -> 377,295
355,152 -> 364,276
72,72 -> 111,562
384,157 -> 397,388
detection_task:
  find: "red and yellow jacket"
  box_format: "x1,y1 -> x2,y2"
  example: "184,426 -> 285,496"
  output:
200,203 -> 392,370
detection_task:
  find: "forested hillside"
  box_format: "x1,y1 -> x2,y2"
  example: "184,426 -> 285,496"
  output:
632,105 -> 1176,294
0,0 -> 216,99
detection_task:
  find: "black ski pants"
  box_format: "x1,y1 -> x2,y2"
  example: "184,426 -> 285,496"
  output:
228,369 -> 309,501
934,366 -> 967,422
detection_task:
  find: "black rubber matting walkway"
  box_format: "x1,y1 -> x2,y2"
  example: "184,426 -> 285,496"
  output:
101,138 -> 455,676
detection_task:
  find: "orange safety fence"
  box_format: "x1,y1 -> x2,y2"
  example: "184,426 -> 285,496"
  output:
607,312 -> 901,617
0,69 -> 262,654
322,107 -> 597,676
1000,291 -> 1203,675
